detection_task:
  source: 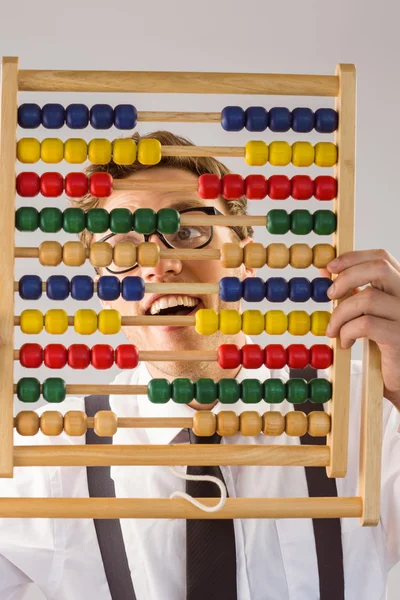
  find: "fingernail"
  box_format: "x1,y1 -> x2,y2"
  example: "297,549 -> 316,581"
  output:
327,283 -> 335,298
328,258 -> 339,271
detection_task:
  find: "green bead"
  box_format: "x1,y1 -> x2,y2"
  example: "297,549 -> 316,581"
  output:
290,210 -> 313,235
218,379 -> 240,404
287,379 -> 309,404
15,207 -> 39,232
110,208 -> 133,234
134,208 -> 157,234
17,377 -> 41,403
263,379 -> 286,404
172,378 -> 194,404
42,377 -> 66,403
39,207 -> 63,233
195,378 -> 217,404
157,208 -> 180,234
63,208 -> 86,233
241,379 -> 263,403
148,379 -> 171,403
86,208 -> 110,233
310,378 -> 332,403
267,209 -> 290,234
313,210 -> 337,235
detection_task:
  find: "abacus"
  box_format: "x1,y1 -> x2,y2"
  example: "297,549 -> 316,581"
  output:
0,58 -> 383,525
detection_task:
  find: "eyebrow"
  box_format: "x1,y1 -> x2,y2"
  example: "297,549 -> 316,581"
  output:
166,198 -> 208,212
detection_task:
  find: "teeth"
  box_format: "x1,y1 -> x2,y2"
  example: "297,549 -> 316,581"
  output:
149,295 -> 200,315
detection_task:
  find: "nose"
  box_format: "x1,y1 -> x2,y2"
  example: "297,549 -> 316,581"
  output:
140,234 -> 183,281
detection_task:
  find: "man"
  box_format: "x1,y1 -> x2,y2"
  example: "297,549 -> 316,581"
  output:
1,130 -> 400,600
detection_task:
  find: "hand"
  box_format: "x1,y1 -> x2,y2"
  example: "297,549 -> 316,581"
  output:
324,250 -> 400,410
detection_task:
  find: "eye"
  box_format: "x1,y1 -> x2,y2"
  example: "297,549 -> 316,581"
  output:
176,227 -> 202,241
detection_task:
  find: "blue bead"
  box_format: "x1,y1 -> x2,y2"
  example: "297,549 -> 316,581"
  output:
245,107 -> 268,132
289,277 -> 312,302
219,277 -> 243,302
18,104 -> 41,129
291,108 -> 315,133
90,104 -> 114,129
315,108 -> 338,133
243,277 -> 265,302
19,275 -> 42,300
66,104 -> 89,129
269,107 -> 291,132
97,276 -> 121,300
266,277 -> 289,302
71,275 -> 94,301
46,275 -> 70,300
312,277 -> 332,302
221,106 -> 245,132
42,104 -> 65,129
121,276 -> 145,301
114,104 -> 137,130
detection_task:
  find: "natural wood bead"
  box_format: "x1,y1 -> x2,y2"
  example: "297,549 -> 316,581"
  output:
113,241 -> 137,268
240,411 -> 262,436
285,411 -> 308,437
137,242 -> 160,267
308,411 -> 331,437
221,243 -> 243,268
40,411 -> 64,436
63,241 -> 86,266
266,243 -> 289,268
313,244 -> 336,269
262,411 -> 285,436
94,410 -> 118,437
192,411 -> 216,437
216,411 -> 239,436
244,243 -> 266,268
64,411 -> 88,436
89,242 -> 113,267
289,244 -> 313,269
15,411 -> 40,436
39,241 -> 63,266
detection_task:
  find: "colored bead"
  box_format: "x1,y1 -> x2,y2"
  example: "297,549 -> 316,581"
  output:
243,277 -> 265,302
221,243 -> 243,268
245,175 -> 268,200
310,344 -> 333,369
240,411 -> 262,436
19,274 -> 42,300
18,103 -> 41,128
262,411 -> 285,436
263,379 -> 286,403
90,172 -> 113,197
287,344 -> 310,369
312,244 -> 336,268
264,344 -> 287,369
291,175 -> 314,200
287,379 -> 309,404
42,104 -> 65,129
41,138 -> 64,163
68,344 -> 91,369
16,172 -> 40,197
219,277 -> 243,302
310,378 -> 332,403
98,309 -> 121,335
269,107 -> 291,132
114,104 -> 137,129
290,244 -> 313,268
137,138 -> 162,165
19,343 -> 43,368
63,241 -> 86,267
221,106 -> 245,131
42,378 -> 66,403
222,174 -> 245,199
266,244 -> 290,269
241,379 -> 262,403
315,108 -> 338,133
195,379 -> 217,404
291,142 -> 314,167
17,378 -> 41,403
268,141 -> 292,166
87,208 -> 110,233
97,276 -> 121,301
39,172 -> 63,198
93,411 -> 118,437
268,175 -> 290,200
198,174 -> 221,199
242,310 -> 264,335
314,176 -> 337,201
64,411 -> 88,436
134,207 -> 156,234
136,242 -> 159,267
109,208 -> 133,234
172,378 -> 194,404
71,275 -> 94,301
311,311 -> 330,336
44,344 -> 67,369
219,309 -> 242,335
17,138 -> 41,163
193,411 -> 216,437
91,344 -> 115,369
38,241 -> 63,266
308,411 -> 331,437
115,345 -> 139,369
289,277 -> 312,302
314,142 -> 337,167
64,138 -> 88,163
265,310 -> 287,335
288,311 -> 310,335
267,209 -> 290,234
66,104 -> 89,129
245,141 -> 268,166
74,309 -> 98,335
241,344 -> 264,369
245,106 -> 268,131
20,309 -> 44,334
217,411 -> 239,436
286,411 -> 308,436
15,411 -> 40,436
63,207 -> 86,234
312,277 -> 332,302
90,104 -> 114,129
39,207 -> 63,233
148,379 -> 171,403
157,208 -> 180,234
121,276 -> 145,301
46,275 -> 69,300
243,243 -> 266,268
217,345 -> 242,369
195,309 -> 219,335
291,107 -> 314,133
266,277 -> 288,302
65,173 -> 89,197
112,139 -> 137,165
88,139 -> 112,164
313,210 -> 337,235
44,309 -> 68,334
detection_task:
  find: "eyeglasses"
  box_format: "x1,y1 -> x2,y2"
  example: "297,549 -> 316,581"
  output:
96,206 -> 243,275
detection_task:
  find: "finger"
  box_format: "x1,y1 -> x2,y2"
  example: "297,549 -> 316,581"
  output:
327,249 -> 400,275
338,315 -> 400,350
327,259 -> 400,300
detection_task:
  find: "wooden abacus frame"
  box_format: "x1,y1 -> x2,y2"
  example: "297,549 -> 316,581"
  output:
0,58 -> 383,524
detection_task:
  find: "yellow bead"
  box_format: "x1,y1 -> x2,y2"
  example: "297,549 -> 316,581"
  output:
219,309 -> 242,335
221,243 -> 243,268
88,139 -> 112,164
138,138 -> 162,165
192,411 -> 216,437
44,309 -> 69,334
20,309 -> 44,334
311,311 -> 331,336
39,241 -> 63,266
291,141 -> 315,167
137,242 -> 160,267
266,244 -> 289,269
40,411 -> 64,436
290,244 -> 313,269
312,244 -> 336,268
268,141 -> 292,166
17,138 -> 41,163
314,142 -> 337,167
63,241 -> 86,267
242,310 -> 264,335
288,310 -> 311,335
64,138 -> 88,164
74,309 -> 98,335
195,309 -> 219,335
240,411 -> 262,436
113,139 -> 137,165
41,138 -> 64,163
244,243 -> 266,268
64,411 -> 87,436
265,310 -> 287,335
113,242 -> 137,268
98,309 -> 122,335
285,411 -> 308,437
245,141 -> 268,166
89,242 -> 113,268
15,411 -> 40,436
94,411 -> 118,437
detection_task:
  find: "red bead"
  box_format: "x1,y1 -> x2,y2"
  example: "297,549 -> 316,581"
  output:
221,174 -> 245,200
44,344 -> 68,369
115,344 -> 139,369
197,174 -> 221,199
65,173 -> 89,198
242,344 -> 264,369
92,344 -> 114,369
217,344 -> 242,369
245,175 -> 268,199
90,172 -> 113,198
265,344 -> 287,369
268,175 -> 291,200
16,172 -> 40,197
314,176 -> 337,201
291,175 -> 314,200
310,344 -> 333,369
40,172 -> 64,197
19,343 -> 43,368
68,344 -> 91,369
287,344 -> 310,369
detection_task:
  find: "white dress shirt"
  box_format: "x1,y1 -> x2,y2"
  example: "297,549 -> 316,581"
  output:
0,360 -> 399,600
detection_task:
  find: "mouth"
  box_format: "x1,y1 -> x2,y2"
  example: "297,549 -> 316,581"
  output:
145,295 -> 202,317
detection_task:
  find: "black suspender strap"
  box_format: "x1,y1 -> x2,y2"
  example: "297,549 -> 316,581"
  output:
85,395 -> 137,600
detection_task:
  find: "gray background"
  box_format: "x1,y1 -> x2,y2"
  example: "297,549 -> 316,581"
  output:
1,0 -> 400,597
